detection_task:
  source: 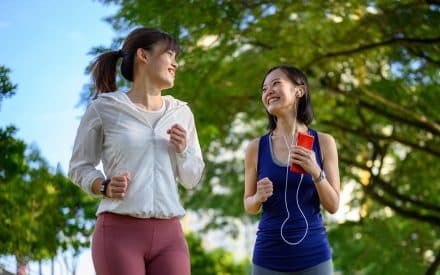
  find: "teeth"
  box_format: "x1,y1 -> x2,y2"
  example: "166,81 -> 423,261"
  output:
268,98 -> 279,104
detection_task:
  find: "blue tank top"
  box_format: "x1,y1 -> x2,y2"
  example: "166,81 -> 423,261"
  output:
253,128 -> 332,272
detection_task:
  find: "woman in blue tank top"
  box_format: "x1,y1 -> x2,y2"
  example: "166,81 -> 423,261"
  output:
244,65 -> 340,274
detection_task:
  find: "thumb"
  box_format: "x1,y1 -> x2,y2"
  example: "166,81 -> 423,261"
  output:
123,171 -> 132,183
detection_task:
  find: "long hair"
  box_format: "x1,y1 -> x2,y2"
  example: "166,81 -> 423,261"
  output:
91,27 -> 180,98
262,65 -> 314,130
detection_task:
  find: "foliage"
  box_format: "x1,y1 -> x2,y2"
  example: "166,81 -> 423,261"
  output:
0,66 -> 98,269
0,65 -> 17,107
0,126 -> 99,263
83,0 -> 440,273
186,232 -> 250,275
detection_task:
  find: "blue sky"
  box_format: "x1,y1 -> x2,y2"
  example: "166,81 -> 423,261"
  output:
0,1 -> 118,273
0,0 -> 118,174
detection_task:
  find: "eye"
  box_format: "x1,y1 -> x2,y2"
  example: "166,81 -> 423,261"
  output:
273,80 -> 280,86
262,87 -> 267,93
167,50 -> 174,56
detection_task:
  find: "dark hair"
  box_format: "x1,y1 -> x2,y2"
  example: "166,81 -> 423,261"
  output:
92,27 -> 180,96
262,65 -> 314,130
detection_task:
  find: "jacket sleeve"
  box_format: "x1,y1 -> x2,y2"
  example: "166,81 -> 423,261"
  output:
68,103 -> 105,197
176,109 -> 205,189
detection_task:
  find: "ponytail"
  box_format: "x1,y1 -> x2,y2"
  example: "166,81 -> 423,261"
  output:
91,27 -> 180,99
92,50 -> 123,97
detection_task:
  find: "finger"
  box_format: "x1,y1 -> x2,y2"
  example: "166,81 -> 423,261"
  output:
169,129 -> 186,139
111,181 -> 128,188
110,186 -> 127,193
168,125 -> 186,137
169,138 -> 183,147
171,124 -> 186,132
111,193 -> 125,199
259,177 -> 271,184
122,171 -> 132,182
112,175 -> 128,183
170,135 -> 183,143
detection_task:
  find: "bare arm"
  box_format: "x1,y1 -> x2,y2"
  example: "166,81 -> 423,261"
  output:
314,133 -> 340,214
290,132 -> 340,214
243,138 -> 273,215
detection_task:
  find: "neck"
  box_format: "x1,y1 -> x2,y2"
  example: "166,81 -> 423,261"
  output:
273,112 -> 306,134
128,78 -> 163,111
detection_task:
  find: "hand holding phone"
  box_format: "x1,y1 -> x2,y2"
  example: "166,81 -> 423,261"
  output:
290,132 -> 314,174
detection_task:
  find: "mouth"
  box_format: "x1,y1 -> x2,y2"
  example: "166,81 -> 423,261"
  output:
267,97 -> 280,105
168,68 -> 175,76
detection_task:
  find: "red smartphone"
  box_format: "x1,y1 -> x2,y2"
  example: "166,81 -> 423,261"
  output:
290,132 -> 314,174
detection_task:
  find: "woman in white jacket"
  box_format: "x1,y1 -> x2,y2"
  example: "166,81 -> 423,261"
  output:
68,27 -> 205,275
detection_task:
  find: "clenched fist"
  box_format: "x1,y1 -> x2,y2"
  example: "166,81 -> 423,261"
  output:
255,177 -> 273,202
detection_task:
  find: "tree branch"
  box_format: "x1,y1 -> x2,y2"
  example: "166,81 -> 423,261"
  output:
407,47 -> 440,67
339,154 -> 440,214
326,84 -> 440,136
307,36 -> 440,67
359,89 -> 440,135
373,173 -> 440,213
322,119 -> 440,157
425,249 -> 440,275
426,0 -> 440,6
364,182 -> 440,226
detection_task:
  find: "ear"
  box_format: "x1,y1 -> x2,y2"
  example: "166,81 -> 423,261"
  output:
136,48 -> 150,64
295,86 -> 305,97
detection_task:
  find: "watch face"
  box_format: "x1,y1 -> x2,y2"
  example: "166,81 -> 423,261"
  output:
320,170 -> 326,181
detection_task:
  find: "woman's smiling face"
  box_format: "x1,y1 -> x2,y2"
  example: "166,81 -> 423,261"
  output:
261,69 -> 298,115
145,41 -> 179,89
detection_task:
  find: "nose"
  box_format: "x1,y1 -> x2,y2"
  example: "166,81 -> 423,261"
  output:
172,61 -> 178,69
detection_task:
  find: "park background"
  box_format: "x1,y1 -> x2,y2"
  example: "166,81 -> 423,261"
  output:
1,0 -> 439,274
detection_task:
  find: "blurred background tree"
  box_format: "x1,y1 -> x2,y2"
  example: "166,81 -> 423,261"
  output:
0,66 -> 98,274
2,0 -> 438,274
80,0 -> 439,274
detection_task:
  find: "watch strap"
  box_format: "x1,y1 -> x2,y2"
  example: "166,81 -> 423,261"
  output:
100,179 -> 111,197
313,169 -> 326,184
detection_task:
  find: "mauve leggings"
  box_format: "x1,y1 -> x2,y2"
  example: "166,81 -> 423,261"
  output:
92,212 -> 190,275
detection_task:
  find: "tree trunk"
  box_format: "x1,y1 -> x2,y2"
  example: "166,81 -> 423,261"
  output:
16,257 -> 27,275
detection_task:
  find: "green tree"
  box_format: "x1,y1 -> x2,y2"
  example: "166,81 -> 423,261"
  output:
85,1 -> 439,274
0,67 -> 98,274
186,232 -> 250,275
0,65 -> 17,107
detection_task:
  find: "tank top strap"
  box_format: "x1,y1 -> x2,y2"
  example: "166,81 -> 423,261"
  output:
257,132 -> 271,174
308,128 -> 323,169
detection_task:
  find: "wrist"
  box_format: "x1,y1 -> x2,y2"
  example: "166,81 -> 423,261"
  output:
313,169 -> 326,184
253,194 -> 263,206
100,179 -> 111,197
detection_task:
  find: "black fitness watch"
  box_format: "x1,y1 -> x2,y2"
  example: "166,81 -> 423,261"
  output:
100,179 -> 111,197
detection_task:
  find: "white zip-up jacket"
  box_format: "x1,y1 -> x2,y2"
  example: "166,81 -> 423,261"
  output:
68,91 -> 205,218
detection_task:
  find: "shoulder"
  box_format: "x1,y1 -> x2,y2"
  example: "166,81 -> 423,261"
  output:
164,95 -> 188,109
245,137 -> 261,159
316,131 -> 336,148
316,131 -> 338,162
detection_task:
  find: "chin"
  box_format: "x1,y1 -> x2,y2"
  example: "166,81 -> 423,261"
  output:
266,105 -> 279,115
160,79 -> 175,90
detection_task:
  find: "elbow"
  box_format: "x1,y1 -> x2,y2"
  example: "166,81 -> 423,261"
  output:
244,207 -> 258,215
179,161 -> 205,190
180,171 -> 204,190
327,206 -> 339,215
326,202 -> 339,214
243,199 -> 260,215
